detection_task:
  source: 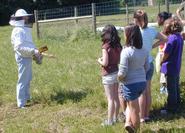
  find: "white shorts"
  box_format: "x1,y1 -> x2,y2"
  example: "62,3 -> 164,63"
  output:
160,73 -> 166,84
155,52 -> 163,74
102,71 -> 118,85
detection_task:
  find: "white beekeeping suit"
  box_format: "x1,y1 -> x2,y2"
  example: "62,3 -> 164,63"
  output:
9,9 -> 41,108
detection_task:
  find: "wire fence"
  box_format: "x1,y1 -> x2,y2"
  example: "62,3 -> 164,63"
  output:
35,0 -> 181,40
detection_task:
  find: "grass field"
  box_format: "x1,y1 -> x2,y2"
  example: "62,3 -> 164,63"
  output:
1,4 -> 185,133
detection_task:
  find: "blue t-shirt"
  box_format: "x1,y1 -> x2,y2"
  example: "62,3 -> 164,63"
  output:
161,33 -> 184,76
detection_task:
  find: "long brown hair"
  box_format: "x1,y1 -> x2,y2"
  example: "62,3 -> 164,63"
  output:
133,10 -> 148,29
163,17 -> 183,35
124,24 -> 143,49
101,24 -> 121,48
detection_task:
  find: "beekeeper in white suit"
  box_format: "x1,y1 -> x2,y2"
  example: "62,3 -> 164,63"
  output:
9,9 -> 42,108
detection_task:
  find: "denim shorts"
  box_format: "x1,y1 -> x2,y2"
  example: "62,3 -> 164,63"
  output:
102,71 -> 118,85
120,82 -> 146,101
146,62 -> 154,80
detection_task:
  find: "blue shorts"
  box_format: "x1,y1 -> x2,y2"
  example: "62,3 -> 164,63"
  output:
120,82 -> 146,101
146,62 -> 154,80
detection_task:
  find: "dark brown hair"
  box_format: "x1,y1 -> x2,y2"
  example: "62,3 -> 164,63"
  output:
101,24 -> 121,48
157,11 -> 172,26
163,18 -> 183,35
124,24 -> 143,49
133,10 -> 148,29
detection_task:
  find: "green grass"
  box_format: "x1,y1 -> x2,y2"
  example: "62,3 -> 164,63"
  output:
1,4 -> 185,132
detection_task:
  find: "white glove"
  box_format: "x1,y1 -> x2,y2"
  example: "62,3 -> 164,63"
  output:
33,49 -> 43,65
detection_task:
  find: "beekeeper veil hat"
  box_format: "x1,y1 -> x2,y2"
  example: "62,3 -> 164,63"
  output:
9,9 -> 35,27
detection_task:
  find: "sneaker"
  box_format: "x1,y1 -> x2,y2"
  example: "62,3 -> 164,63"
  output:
140,118 -> 145,123
18,106 -> 25,109
125,124 -> 136,133
164,87 -> 168,95
160,109 -> 168,115
160,86 -> 168,95
160,86 -> 165,94
101,120 -> 113,126
118,112 -> 126,122
113,118 -> 118,123
144,117 -> 151,122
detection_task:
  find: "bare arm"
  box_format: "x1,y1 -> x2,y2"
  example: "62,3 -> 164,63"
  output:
176,8 -> 183,21
117,49 -> 128,82
181,32 -> 185,40
97,49 -> 108,67
176,3 -> 185,25
152,40 -> 162,49
160,53 -> 169,66
152,32 -> 167,49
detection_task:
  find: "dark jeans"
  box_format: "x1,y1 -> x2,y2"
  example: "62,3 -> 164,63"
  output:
166,75 -> 180,111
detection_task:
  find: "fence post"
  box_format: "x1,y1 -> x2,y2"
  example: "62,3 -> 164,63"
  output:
184,4 -> 185,19
158,2 -> 160,13
165,0 -> 169,13
34,10 -> 40,39
126,4 -> 129,25
74,6 -> 78,24
92,3 -> 96,34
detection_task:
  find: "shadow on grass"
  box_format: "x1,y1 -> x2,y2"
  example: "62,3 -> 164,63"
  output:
149,81 -> 185,122
142,127 -> 185,133
50,89 -> 90,104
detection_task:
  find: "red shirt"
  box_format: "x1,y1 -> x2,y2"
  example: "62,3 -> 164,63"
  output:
101,43 -> 122,76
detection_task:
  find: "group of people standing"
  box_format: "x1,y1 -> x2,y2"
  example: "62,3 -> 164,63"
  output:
98,7 -> 184,133
9,2 -> 184,133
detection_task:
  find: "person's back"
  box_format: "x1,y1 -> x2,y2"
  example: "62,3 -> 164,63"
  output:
98,24 -> 122,126
118,24 -> 149,132
101,43 -> 122,76
160,17 -> 184,113
119,47 -> 149,84
140,27 -> 157,62
161,33 -> 184,76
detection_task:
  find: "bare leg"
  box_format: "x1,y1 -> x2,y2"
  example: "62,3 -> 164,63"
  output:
138,89 -> 146,121
118,85 -> 127,113
128,99 -> 140,129
104,84 -> 115,122
125,103 -> 131,125
113,83 -> 120,120
145,80 -> 151,118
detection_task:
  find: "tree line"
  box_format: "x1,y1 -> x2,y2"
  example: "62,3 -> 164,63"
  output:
0,0 -> 114,25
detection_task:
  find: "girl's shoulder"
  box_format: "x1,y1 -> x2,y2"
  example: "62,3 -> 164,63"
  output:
146,26 -> 156,30
168,33 -> 179,40
122,46 -> 135,54
102,43 -> 110,49
142,26 -> 157,33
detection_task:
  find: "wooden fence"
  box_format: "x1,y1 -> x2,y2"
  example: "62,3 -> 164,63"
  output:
34,3 -> 97,39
